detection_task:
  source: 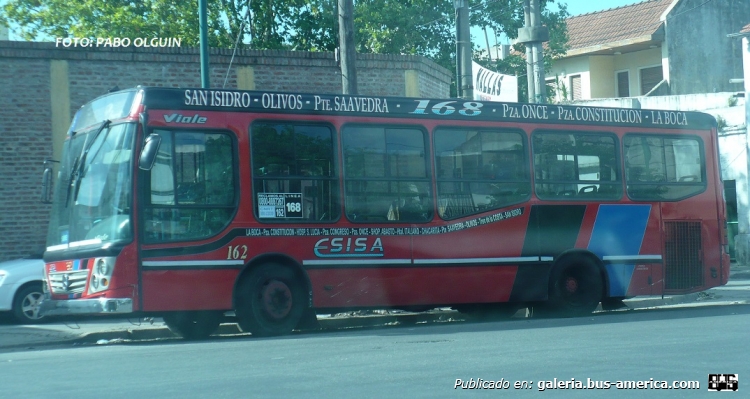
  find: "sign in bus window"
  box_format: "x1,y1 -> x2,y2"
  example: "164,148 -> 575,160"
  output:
258,193 -> 303,218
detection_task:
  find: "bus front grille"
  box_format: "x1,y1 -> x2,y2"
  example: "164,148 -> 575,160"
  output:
48,270 -> 89,295
664,221 -> 703,290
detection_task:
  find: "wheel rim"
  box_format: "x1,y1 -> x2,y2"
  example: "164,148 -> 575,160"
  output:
261,280 -> 293,320
21,292 -> 43,320
564,276 -> 579,294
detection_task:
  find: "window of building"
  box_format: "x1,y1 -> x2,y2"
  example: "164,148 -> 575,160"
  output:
624,135 -> 705,201
532,131 -> 622,200
343,125 -> 431,222
144,130 -> 236,243
570,75 -> 582,100
616,71 -> 630,97
434,128 -> 530,219
251,122 -> 339,222
639,66 -> 663,95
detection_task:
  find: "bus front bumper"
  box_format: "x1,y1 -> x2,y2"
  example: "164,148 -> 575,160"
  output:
39,296 -> 133,316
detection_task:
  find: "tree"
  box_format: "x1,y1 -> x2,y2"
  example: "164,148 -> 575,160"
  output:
473,0 -> 570,102
1,0 -> 236,47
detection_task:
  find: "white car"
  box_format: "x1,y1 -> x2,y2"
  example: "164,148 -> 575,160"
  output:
0,258 -> 45,323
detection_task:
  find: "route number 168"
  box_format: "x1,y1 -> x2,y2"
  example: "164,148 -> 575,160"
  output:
409,100 -> 483,116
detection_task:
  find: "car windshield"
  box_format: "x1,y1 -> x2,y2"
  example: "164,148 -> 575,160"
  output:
46,123 -> 135,250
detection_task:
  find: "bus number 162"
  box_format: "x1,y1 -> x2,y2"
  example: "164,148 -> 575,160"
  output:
227,245 -> 248,260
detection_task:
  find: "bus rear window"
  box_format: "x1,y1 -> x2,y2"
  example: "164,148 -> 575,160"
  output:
624,135 -> 706,201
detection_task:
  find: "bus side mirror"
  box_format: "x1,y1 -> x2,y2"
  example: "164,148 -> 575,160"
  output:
40,159 -> 58,204
139,134 -> 161,171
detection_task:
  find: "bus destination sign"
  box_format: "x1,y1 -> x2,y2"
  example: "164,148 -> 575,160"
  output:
181,89 -> 701,128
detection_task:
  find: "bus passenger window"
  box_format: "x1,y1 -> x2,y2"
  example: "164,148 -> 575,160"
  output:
143,130 -> 236,243
251,122 -> 339,222
624,135 -> 705,201
343,125 -> 432,223
434,128 -> 530,219
532,131 -> 622,201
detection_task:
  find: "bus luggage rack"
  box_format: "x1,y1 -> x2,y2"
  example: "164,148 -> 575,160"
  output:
48,270 -> 89,295
664,221 -> 704,290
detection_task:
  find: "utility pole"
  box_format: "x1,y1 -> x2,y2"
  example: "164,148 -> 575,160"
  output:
517,0 -> 548,103
338,0 -> 358,95
454,0 -> 473,99
199,0 -> 210,88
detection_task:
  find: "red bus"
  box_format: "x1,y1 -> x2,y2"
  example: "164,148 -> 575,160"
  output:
39,87 -> 730,338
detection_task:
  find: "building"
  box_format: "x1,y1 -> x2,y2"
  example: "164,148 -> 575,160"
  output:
548,0 -> 750,101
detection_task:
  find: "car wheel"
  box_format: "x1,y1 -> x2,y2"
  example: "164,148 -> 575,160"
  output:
12,284 -> 45,324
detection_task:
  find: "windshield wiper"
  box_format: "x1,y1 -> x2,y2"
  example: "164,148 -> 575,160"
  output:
65,120 -> 111,206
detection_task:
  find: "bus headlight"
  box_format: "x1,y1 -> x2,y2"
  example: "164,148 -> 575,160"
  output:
88,257 -> 115,294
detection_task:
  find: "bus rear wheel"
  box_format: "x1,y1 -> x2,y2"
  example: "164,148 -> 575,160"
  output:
535,256 -> 603,318
235,263 -> 305,337
163,311 -> 222,340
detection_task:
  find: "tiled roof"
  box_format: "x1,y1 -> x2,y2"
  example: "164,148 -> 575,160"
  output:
566,0 -> 673,51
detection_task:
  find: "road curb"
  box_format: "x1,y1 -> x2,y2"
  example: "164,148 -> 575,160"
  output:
2,293 -> 747,350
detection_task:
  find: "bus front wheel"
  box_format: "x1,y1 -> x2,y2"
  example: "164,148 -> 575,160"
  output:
535,256 -> 603,318
163,311 -> 222,339
235,263 -> 305,337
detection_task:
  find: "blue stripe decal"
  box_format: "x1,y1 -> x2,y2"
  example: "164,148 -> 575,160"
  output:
588,204 -> 651,298
605,263 -> 636,297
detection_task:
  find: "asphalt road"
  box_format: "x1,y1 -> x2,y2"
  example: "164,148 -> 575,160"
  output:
0,304 -> 747,399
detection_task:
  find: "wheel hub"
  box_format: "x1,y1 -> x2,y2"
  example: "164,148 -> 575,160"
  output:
22,292 -> 43,319
261,280 -> 293,319
565,276 -> 579,294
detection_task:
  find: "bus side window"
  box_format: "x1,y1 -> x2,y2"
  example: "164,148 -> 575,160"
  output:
343,126 -> 432,223
434,128 -> 530,219
251,122 -> 339,222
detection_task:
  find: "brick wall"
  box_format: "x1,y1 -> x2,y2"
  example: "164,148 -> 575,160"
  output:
0,41 -> 450,262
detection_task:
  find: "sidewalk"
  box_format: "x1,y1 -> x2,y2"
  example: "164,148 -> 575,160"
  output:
1,265 -> 748,352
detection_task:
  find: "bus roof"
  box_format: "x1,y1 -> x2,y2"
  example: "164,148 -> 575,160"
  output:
133,86 -> 716,130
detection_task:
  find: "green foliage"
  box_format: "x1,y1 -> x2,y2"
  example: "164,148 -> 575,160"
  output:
1,0 -> 235,47
716,115 -> 727,130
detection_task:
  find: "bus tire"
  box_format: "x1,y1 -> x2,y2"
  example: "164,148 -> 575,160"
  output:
536,256 -> 603,318
163,311 -> 222,340
235,263 -> 305,337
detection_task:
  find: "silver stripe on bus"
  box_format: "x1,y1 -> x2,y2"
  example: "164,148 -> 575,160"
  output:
47,244 -> 70,252
302,259 -> 412,266
412,256 -> 542,265
142,260 -> 245,267
602,255 -> 662,261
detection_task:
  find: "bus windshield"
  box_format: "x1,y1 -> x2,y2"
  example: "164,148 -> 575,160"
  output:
46,122 -> 136,250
